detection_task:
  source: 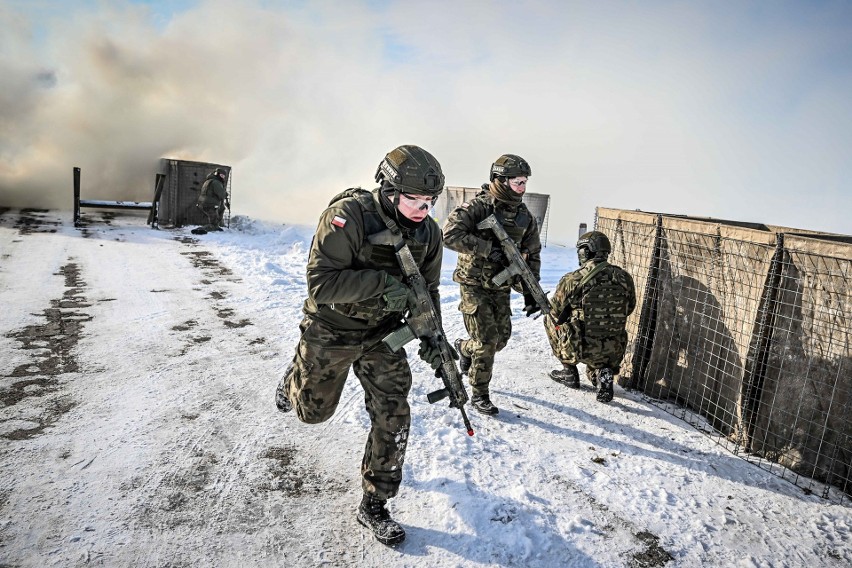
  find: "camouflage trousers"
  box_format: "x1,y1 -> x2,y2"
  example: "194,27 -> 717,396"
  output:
198,203 -> 224,229
543,312 -> 627,373
283,315 -> 412,500
457,284 -> 512,396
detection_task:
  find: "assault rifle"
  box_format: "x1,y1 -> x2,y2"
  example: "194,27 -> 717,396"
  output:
476,214 -> 552,317
381,241 -> 474,437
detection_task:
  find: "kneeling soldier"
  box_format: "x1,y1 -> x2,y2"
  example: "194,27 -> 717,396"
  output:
544,231 -> 636,403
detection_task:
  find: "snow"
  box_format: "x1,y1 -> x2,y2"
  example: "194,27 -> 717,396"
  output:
1,209 -> 849,567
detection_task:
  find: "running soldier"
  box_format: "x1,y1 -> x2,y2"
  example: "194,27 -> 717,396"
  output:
275,145 -> 448,546
544,231 -> 636,403
442,154 -> 542,416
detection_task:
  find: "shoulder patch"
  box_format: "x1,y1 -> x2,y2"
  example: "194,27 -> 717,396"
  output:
331,215 -> 347,228
461,202 -> 470,209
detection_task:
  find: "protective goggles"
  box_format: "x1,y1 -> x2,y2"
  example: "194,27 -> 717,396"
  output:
508,177 -> 528,187
401,193 -> 438,211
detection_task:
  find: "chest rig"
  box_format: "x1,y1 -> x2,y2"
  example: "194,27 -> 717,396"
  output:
468,192 -> 531,289
327,188 -> 429,325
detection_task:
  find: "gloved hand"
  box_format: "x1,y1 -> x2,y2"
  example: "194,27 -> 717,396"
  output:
418,338 -> 458,372
555,303 -> 572,326
523,293 -> 541,317
487,245 -> 507,265
382,274 -> 412,312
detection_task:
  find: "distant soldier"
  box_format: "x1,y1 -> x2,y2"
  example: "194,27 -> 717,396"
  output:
544,231 -> 636,403
442,154 -> 542,416
196,168 -> 229,231
275,145 -> 448,546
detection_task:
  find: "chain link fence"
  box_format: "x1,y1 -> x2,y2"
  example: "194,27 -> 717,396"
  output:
596,207 -> 851,505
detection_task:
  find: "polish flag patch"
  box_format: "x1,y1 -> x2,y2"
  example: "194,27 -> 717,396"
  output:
331,215 -> 347,228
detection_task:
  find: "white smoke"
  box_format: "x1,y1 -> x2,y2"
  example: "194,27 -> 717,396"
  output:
1,1 -> 850,238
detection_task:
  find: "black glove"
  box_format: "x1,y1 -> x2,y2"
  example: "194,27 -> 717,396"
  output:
523,293 -> 541,317
555,303 -> 572,326
487,245 -> 507,265
382,274 -> 412,312
418,338 -> 458,373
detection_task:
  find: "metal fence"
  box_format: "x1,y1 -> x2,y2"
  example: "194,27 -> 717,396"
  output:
432,186 -> 551,246
596,207 -> 851,505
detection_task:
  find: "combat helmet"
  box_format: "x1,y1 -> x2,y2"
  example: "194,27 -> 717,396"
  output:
490,154 -> 532,181
213,167 -> 228,179
375,145 -> 444,196
577,231 -> 611,263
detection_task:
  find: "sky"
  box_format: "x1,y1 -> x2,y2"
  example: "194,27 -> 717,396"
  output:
1,208 -> 850,566
1,0 -> 851,242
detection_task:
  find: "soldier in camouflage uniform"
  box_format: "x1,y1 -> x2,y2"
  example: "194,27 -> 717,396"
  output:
544,231 -> 636,403
196,168 -> 229,231
443,154 -> 542,416
274,145 -> 447,546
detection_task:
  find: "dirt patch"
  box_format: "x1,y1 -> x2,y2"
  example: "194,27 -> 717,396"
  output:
14,209 -> 60,235
1,261 -> 90,439
134,451 -> 221,530
4,397 -> 77,440
630,531 -> 674,567
258,446 -> 346,497
5,263 -> 91,377
181,250 -> 234,278
171,320 -> 198,332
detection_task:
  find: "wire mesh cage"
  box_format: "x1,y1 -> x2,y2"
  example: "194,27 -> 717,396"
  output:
597,207 -> 851,505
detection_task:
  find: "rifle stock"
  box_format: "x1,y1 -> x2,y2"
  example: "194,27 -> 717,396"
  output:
476,214 -> 552,316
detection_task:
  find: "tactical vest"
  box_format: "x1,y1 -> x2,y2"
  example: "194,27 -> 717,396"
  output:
575,265 -> 632,339
459,192 -> 532,289
323,188 -> 429,326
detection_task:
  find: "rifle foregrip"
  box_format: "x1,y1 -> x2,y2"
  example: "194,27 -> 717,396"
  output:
427,388 -> 449,404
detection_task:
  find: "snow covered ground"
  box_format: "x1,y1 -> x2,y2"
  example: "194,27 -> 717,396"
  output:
1,208 -> 849,567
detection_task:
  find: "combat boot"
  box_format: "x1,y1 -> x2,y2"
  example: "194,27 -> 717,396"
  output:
596,368 -> 614,403
549,365 -> 580,388
454,338 -> 471,375
356,494 -> 406,546
471,393 -> 499,415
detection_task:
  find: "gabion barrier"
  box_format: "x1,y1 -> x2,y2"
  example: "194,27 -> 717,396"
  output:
597,207 -> 851,505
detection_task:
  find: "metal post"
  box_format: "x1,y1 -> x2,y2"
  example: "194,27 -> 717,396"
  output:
73,167 -> 81,227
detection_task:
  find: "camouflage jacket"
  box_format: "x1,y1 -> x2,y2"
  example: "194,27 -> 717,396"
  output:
198,174 -> 227,207
442,188 -> 541,291
303,188 -> 443,331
